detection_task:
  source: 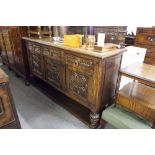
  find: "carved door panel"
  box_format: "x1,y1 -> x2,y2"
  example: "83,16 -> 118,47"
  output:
29,52 -> 44,78
66,68 -> 94,107
0,85 -> 15,128
44,57 -> 63,89
2,29 -> 16,69
9,27 -> 25,75
0,31 -> 8,64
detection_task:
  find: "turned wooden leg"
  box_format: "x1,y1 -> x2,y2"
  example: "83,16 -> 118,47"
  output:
89,112 -> 100,129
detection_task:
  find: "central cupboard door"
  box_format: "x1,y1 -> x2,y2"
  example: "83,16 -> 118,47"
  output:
44,57 -> 63,89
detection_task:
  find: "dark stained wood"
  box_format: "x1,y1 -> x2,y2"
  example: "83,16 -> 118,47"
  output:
25,39 -> 124,128
0,28 -> 9,65
0,26 -> 30,85
1,27 -> 16,71
135,27 -> 155,65
0,68 -> 21,129
135,27 -> 155,48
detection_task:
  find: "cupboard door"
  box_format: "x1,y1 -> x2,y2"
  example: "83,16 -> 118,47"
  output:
0,31 -> 8,64
29,52 -> 44,78
2,30 -> 16,69
44,57 -> 63,88
66,67 -> 93,107
9,27 -> 25,75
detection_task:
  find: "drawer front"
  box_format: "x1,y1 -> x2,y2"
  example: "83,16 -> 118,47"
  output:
136,28 -> 155,46
0,86 -> 15,127
137,28 -> 155,35
105,34 -> 117,43
44,58 -> 62,88
66,54 -> 94,74
27,42 -> 41,54
144,57 -> 155,66
145,49 -> 155,58
136,34 -> 152,45
43,46 -> 61,61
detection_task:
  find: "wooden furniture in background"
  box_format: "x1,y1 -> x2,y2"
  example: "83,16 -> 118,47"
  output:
59,26 -> 127,45
116,62 -> 155,127
0,26 -> 30,85
23,37 -> 126,128
0,28 -> 9,65
135,27 -> 155,48
94,26 -> 127,45
28,26 -> 52,38
135,27 -> 155,65
0,68 -> 21,129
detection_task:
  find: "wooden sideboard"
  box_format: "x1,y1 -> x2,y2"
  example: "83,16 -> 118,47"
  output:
23,37 -> 126,128
0,26 -> 30,85
0,68 -> 21,129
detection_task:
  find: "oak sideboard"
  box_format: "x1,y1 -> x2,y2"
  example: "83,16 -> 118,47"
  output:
23,37 -> 126,128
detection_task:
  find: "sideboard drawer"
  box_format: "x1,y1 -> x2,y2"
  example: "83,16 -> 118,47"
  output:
66,54 -> 94,74
43,46 -> 61,61
27,42 -> 42,54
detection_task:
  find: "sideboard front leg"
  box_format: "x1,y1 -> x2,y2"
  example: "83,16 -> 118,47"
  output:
90,112 -> 100,129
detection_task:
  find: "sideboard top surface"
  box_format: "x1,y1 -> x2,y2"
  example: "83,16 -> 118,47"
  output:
22,37 -> 127,59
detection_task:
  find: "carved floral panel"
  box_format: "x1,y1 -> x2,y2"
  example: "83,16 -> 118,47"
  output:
69,70 -> 88,99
